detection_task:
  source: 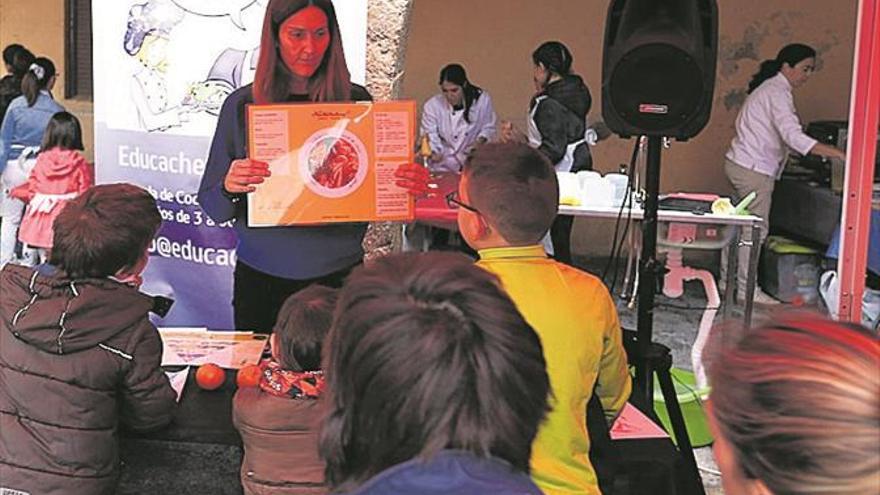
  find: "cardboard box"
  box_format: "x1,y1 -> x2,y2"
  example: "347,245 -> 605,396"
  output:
247,101 -> 416,226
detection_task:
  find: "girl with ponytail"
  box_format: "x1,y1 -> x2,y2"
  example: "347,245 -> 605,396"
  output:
526,40 -> 593,265
0,55 -> 64,267
724,44 -> 845,303
20,57 -> 56,107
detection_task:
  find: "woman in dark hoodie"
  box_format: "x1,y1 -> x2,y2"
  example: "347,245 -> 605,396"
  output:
527,41 -> 592,265
0,184 -> 176,495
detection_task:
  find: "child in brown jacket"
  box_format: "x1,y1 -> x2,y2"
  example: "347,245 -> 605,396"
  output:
0,183 -> 176,495
233,285 -> 336,494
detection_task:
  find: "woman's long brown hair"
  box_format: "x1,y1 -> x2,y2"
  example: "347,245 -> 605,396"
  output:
252,0 -> 352,104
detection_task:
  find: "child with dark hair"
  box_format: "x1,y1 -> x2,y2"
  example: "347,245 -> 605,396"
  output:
10,111 -> 93,261
233,284 -> 338,495
0,55 -> 64,267
455,142 -> 631,495
0,183 -> 176,495
0,43 -> 35,121
320,251 -> 550,495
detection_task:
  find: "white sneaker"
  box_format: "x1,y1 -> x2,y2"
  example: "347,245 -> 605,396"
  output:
754,288 -> 782,305
738,287 -> 781,305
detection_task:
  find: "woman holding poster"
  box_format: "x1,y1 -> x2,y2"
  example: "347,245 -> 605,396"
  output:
198,0 -> 426,333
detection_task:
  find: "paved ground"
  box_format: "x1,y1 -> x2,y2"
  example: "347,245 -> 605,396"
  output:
574,255 -> 791,495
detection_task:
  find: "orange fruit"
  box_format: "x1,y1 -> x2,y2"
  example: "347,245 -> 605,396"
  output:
236,364 -> 262,388
195,363 -> 225,391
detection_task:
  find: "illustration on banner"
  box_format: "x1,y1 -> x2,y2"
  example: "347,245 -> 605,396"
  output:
123,0 -> 265,132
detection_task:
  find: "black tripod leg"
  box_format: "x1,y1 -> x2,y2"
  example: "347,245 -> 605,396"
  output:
656,367 -> 705,495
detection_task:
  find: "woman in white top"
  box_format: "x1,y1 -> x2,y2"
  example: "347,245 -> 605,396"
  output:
420,64 -> 497,173
724,43 -> 845,301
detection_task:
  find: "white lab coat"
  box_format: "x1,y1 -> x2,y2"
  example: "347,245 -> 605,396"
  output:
132,68 -> 182,132
420,91 -> 497,172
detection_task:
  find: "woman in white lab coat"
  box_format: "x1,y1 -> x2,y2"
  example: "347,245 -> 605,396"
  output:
420,64 -> 497,173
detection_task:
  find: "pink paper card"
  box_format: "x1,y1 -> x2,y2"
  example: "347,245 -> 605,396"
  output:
666,222 -> 698,244
610,402 -> 670,440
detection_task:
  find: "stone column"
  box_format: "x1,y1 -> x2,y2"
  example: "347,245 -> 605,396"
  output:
361,0 -> 415,260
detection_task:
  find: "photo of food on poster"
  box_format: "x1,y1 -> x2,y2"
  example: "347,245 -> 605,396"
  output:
246,101 -> 417,226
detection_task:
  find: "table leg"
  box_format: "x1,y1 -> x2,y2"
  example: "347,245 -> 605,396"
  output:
621,225 -> 636,300
743,224 -> 761,327
402,223 -> 430,252
722,229 -> 739,321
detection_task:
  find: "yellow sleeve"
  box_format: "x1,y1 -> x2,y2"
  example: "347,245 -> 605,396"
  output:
594,285 -> 632,421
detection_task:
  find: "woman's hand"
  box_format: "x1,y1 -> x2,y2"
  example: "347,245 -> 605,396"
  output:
223,158 -> 271,194
827,147 -> 846,161
394,163 -> 431,196
499,120 -> 527,144
592,120 -> 613,141
810,143 -> 846,162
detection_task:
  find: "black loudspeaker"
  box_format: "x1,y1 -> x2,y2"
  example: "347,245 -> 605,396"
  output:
602,0 -> 718,140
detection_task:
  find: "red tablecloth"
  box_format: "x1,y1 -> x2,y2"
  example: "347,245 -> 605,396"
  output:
414,172 -> 460,230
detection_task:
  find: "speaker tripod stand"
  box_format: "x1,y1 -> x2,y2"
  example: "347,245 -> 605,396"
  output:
633,136 -> 705,495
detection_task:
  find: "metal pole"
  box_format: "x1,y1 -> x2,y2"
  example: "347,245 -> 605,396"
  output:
655,351 -> 706,495
838,0 -> 880,322
636,136 -> 662,402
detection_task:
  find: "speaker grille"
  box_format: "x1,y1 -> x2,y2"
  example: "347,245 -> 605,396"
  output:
609,43 -> 704,134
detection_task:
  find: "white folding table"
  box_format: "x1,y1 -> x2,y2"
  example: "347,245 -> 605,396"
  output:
558,204 -> 764,326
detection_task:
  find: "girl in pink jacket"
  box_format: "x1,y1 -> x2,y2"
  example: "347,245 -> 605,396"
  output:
11,111 -> 93,259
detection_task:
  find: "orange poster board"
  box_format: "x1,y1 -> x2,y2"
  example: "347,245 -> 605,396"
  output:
246,101 -> 416,226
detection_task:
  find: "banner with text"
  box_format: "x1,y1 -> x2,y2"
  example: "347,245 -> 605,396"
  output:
93,0 -> 368,328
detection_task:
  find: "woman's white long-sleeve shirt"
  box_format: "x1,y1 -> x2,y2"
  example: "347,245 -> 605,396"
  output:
726,72 -> 817,178
420,91 -> 497,173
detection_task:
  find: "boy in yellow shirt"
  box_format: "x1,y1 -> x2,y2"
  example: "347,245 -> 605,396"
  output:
453,142 -> 631,494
